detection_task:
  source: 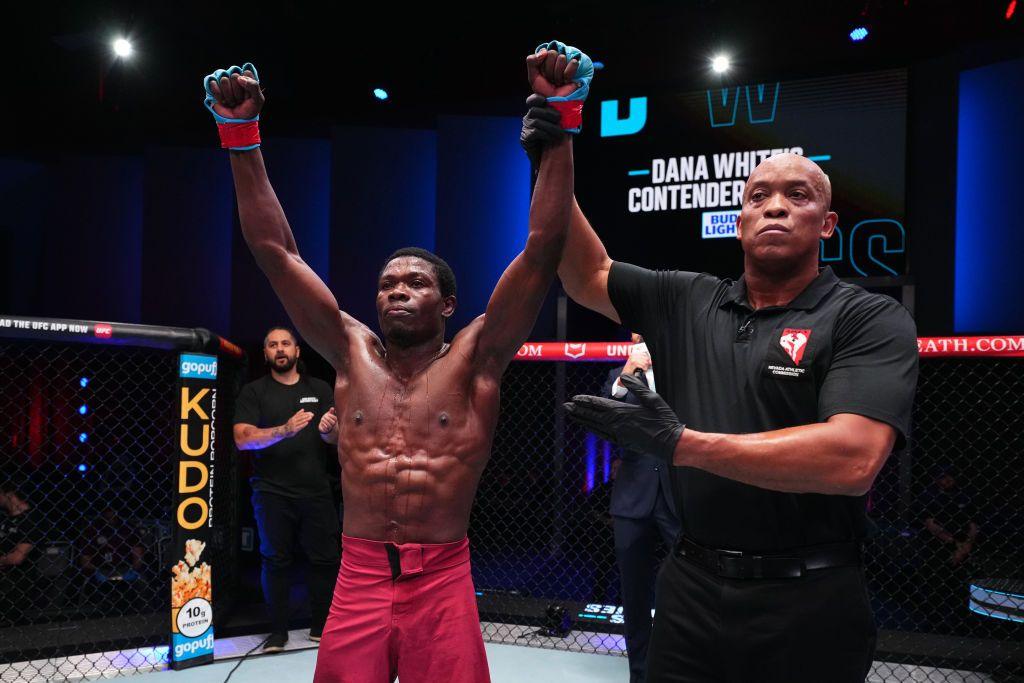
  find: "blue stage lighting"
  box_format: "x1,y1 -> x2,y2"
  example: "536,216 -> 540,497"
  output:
849,27 -> 869,42
79,432 -> 88,443
79,405 -> 88,415
80,377 -> 90,388
77,464 -> 88,473
373,88 -> 389,101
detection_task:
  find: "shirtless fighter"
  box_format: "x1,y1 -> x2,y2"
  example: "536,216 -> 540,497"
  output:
203,41 -> 592,682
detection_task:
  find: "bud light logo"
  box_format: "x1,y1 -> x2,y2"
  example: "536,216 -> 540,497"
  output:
172,631 -> 214,661
179,354 -> 218,380
701,210 -> 739,239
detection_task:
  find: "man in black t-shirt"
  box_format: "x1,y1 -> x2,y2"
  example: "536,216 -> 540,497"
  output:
1,483 -> 39,625
525,104 -> 917,683
234,326 -> 339,652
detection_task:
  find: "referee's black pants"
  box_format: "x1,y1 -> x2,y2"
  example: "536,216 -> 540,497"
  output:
646,551 -> 876,683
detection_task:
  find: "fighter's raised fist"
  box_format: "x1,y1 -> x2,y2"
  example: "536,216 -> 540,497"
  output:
203,63 -> 264,122
527,49 -> 580,99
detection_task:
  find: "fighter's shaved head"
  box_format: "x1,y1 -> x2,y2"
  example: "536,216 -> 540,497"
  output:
746,153 -> 832,212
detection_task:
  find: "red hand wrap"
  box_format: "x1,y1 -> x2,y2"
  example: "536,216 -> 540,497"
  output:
217,121 -> 261,150
549,100 -> 584,131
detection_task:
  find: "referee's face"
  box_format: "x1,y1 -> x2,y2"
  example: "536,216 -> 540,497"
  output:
737,154 -> 838,272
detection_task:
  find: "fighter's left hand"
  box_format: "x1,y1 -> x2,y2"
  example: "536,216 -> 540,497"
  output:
527,40 -> 595,133
564,374 -> 684,461
526,48 -> 581,99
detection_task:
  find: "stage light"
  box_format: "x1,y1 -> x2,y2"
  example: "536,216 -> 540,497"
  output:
373,88 -> 388,101
849,26 -> 869,41
112,38 -> 132,58
80,377 -> 90,388
79,405 -> 88,415
79,432 -> 88,443
711,55 -> 730,73
77,464 -> 88,473
1007,1 -> 1017,20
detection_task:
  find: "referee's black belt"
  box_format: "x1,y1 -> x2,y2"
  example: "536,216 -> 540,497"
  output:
675,536 -> 862,579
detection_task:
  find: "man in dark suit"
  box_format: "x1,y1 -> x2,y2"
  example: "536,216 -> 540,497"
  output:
602,334 -> 681,683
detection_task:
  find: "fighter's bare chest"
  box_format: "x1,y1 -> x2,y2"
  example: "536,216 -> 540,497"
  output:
334,358 -> 490,447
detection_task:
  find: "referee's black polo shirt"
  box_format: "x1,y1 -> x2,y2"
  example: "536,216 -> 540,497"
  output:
608,262 -> 919,554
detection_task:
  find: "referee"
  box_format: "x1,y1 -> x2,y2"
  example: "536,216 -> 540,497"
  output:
234,326 -> 339,652
529,111 -> 918,682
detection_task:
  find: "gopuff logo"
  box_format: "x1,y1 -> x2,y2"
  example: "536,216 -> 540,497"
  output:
564,343 -> 587,360
94,324 -> 113,339
174,632 -> 214,660
179,354 -> 218,380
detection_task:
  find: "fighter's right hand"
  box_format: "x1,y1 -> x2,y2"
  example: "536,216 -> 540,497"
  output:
282,409 -> 314,438
318,407 -> 338,435
203,63 -> 264,150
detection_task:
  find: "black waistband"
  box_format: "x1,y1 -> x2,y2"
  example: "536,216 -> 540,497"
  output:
384,544 -> 402,580
675,536 -> 861,579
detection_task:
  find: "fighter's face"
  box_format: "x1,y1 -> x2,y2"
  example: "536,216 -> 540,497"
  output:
376,257 -> 455,346
736,155 -> 837,271
264,330 -> 299,372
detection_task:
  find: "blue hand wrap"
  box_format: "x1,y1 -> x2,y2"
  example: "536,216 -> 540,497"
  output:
534,41 -> 594,133
202,63 -> 260,124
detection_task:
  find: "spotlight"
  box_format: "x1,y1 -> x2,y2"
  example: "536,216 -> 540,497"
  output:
1007,0 -> 1017,20
112,38 -> 132,58
80,377 -> 90,388
711,55 -> 730,73
77,464 -> 88,473
79,405 -> 88,415
79,432 -> 88,443
373,88 -> 389,101
849,26 -> 869,41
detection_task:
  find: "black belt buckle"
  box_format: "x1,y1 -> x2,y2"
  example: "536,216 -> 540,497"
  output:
385,544 -> 402,580
677,537 -> 807,579
718,551 -> 804,579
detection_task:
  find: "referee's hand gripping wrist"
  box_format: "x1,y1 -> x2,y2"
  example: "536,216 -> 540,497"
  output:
564,373 -> 684,461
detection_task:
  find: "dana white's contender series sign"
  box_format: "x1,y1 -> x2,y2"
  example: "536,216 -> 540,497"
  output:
576,69 -> 909,279
170,353 -> 217,669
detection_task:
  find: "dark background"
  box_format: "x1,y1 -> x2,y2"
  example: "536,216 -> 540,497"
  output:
0,0 -> 1022,350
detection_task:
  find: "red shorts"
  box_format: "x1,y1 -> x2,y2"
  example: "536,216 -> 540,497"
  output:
312,535 -> 490,683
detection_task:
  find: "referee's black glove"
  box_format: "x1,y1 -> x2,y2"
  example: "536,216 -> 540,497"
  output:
520,94 -> 565,172
564,374 -> 685,462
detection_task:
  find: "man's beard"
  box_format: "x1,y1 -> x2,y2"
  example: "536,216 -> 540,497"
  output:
270,355 -> 298,373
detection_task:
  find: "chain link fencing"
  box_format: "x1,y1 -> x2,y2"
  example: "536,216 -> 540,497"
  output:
1,332 -> 1020,682
0,326 -> 243,682
472,355 -> 1024,681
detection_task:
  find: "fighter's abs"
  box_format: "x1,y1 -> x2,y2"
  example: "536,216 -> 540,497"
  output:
336,354 -> 497,543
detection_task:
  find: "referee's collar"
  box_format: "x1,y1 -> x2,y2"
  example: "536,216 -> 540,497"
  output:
721,267 -> 840,311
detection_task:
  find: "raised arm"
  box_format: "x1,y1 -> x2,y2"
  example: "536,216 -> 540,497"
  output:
560,199 -> 618,322
473,48 -> 581,376
204,65 -> 350,368
519,55 -> 618,324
